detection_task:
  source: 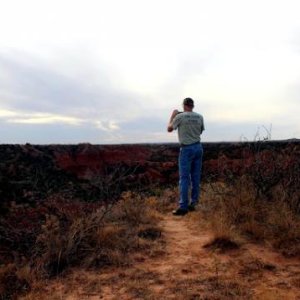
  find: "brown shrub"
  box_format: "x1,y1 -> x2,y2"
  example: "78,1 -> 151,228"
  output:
148,187 -> 178,213
0,190 -> 163,299
32,191 -> 161,277
202,178 -> 300,257
267,202 -> 300,257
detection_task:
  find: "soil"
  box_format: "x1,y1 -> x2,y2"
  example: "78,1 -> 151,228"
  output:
25,213 -> 300,300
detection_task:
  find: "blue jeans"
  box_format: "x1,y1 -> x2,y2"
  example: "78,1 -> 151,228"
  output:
178,143 -> 203,210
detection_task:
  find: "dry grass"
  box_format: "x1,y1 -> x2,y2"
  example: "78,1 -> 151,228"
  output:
0,191 -> 164,299
203,237 -> 240,253
144,187 -> 178,213
2,165 -> 299,299
199,179 -> 300,257
0,264 -> 31,299
166,274 -> 252,300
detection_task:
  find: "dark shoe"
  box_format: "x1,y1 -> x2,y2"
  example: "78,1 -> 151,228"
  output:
172,208 -> 188,216
188,204 -> 196,211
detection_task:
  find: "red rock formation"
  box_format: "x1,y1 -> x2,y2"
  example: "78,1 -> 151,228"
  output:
50,141 -> 300,182
0,140 -> 299,204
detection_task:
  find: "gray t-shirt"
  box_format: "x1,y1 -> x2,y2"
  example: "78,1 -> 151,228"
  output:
172,112 -> 205,145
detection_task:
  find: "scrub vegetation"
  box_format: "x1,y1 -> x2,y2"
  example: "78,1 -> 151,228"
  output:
0,192 -> 163,299
0,141 -> 300,299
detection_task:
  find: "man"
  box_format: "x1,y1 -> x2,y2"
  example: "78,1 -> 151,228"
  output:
167,98 -> 205,216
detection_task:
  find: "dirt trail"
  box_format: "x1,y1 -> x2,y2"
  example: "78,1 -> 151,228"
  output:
138,215 -> 212,273
38,214 -> 300,300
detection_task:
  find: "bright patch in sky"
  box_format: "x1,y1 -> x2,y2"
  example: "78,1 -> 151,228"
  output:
0,0 -> 299,143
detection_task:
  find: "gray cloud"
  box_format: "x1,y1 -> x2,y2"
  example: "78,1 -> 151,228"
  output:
122,116 -> 166,132
0,120 -> 117,144
159,53 -> 214,99
0,51 -> 139,120
0,48 -> 298,144
206,121 -> 267,142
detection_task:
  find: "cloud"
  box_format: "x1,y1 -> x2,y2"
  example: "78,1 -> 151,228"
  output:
7,112 -> 83,125
95,120 -> 119,131
1,0 -> 300,144
0,121 -> 114,144
0,50 -> 143,128
0,109 -> 18,118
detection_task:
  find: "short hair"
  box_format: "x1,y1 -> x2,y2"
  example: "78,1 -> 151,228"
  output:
183,97 -> 194,108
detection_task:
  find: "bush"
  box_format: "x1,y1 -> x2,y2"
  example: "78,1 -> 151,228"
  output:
31,191 -> 161,277
202,177 -> 300,257
0,191 -> 162,299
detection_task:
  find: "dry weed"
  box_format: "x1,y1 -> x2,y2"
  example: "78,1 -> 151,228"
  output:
201,179 -> 300,257
1,190 -> 164,299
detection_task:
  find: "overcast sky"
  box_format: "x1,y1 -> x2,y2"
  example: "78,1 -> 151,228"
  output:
0,0 -> 299,144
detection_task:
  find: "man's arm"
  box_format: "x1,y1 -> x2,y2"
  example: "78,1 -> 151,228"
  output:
201,116 -> 205,134
167,109 -> 179,132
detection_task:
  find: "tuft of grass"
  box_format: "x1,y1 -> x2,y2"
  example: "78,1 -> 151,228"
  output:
143,187 -> 178,213
265,201 -> 300,257
138,226 -> 162,240
238,258 -> 276,278
203,237 -> 239,253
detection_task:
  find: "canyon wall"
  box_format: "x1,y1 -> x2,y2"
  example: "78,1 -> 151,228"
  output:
0,140 -> 299,205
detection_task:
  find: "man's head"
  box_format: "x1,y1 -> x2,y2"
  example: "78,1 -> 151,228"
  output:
183,97 -> 194,111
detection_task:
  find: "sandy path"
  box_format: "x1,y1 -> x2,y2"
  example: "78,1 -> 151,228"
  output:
84,215 -> 214,300
140,215 -> 212,273
34,213 -> 300,300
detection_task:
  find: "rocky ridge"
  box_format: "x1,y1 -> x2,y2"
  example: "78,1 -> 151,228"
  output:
0,140 -> 299,206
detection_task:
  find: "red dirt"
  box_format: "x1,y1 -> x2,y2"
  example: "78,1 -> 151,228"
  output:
23,213 -> 300,299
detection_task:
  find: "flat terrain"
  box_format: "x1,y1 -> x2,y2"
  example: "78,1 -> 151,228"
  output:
24,212 -> 300,300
